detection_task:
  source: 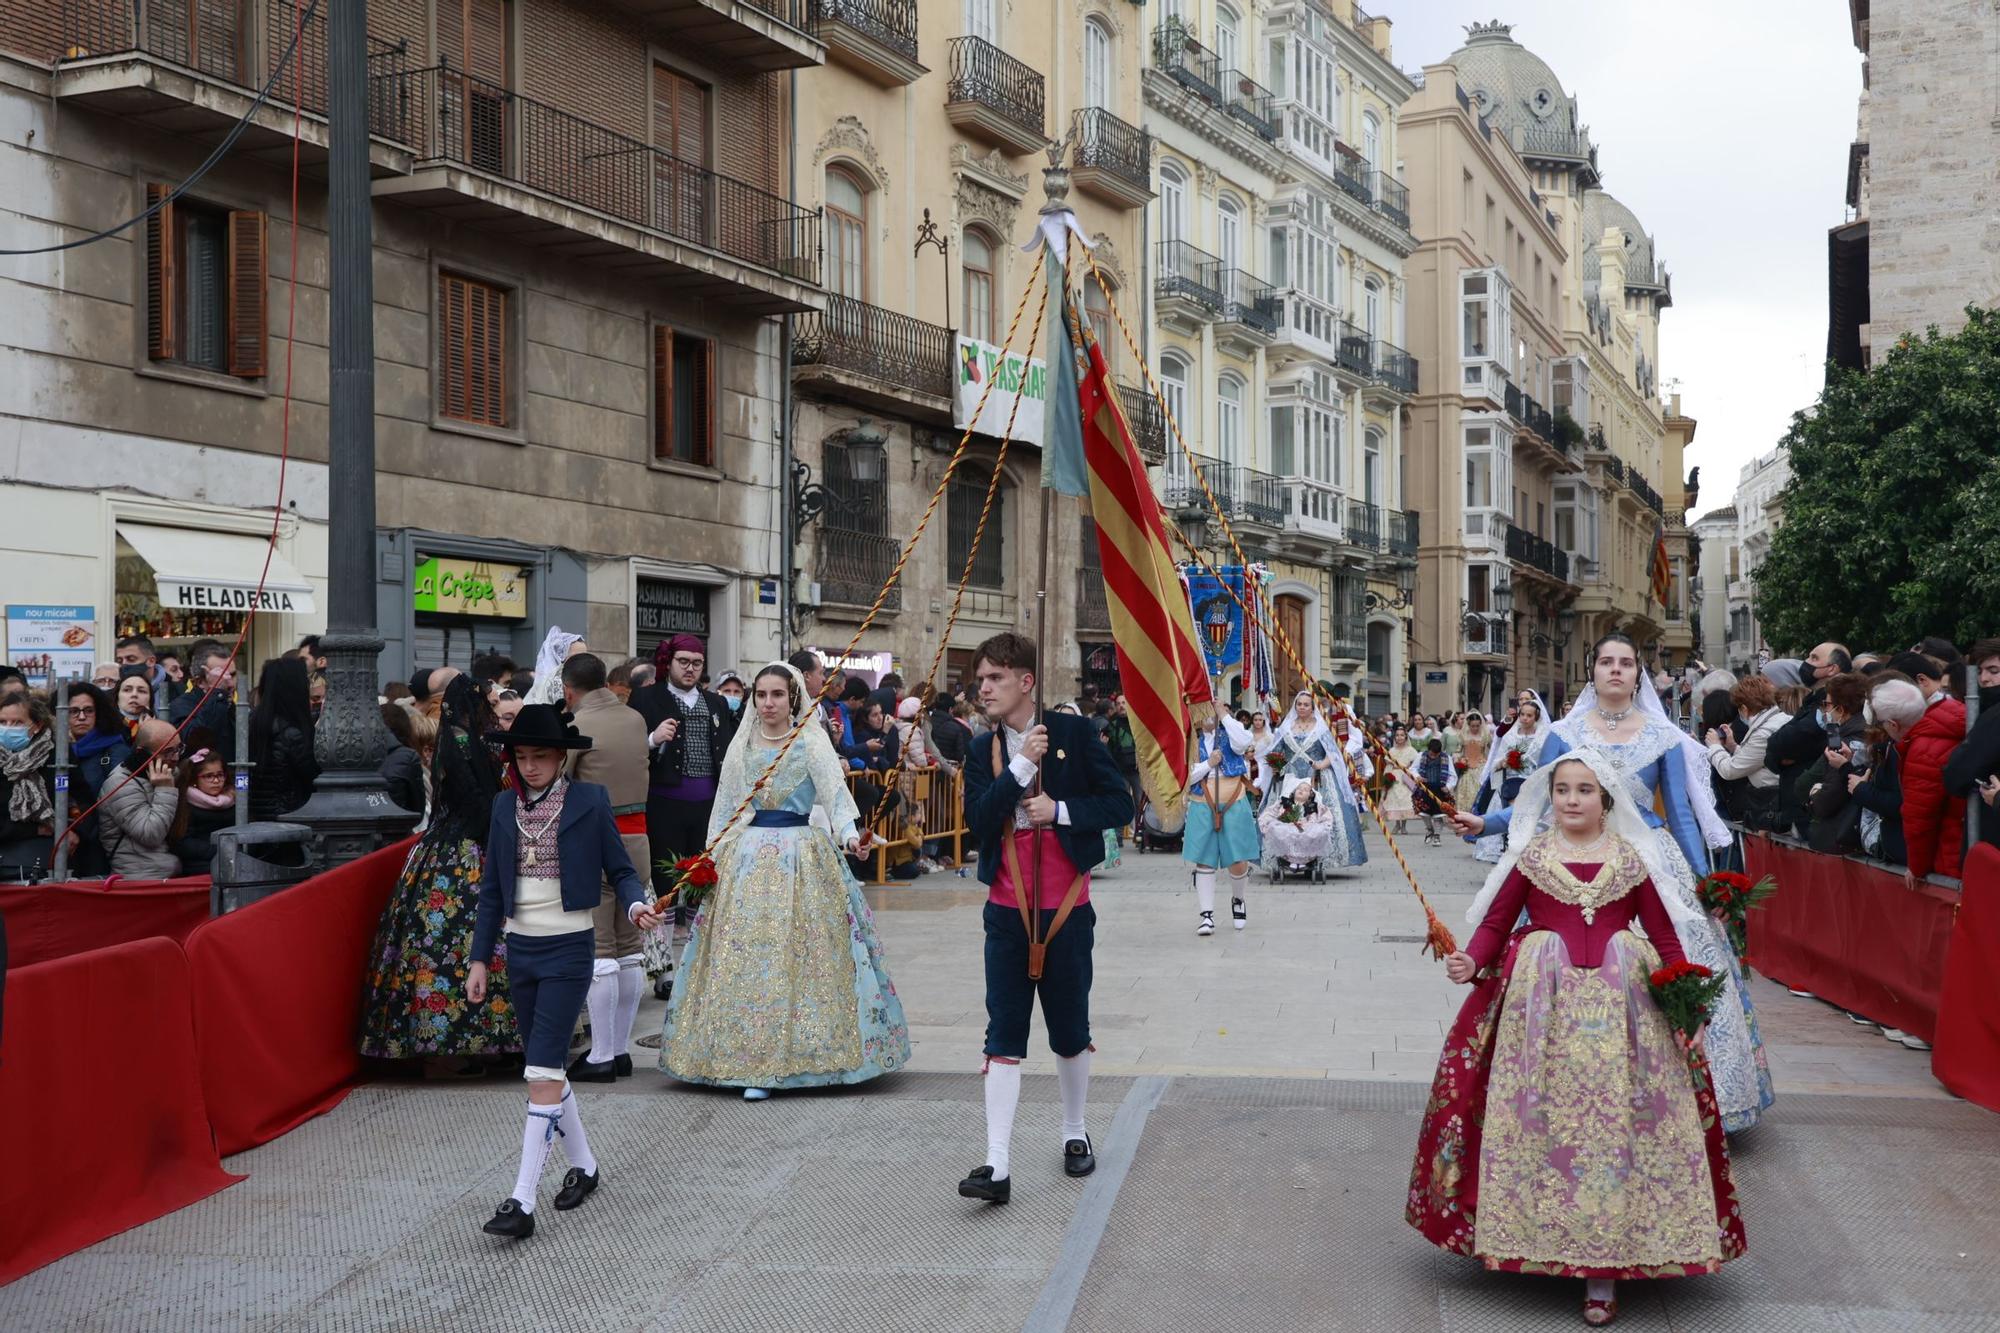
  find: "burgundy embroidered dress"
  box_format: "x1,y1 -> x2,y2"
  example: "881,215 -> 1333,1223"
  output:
1407,831 -> 1745,1278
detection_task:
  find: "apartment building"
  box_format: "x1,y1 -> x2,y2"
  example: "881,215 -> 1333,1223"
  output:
1,0 -> 819,679
1144,0 -> 1420,715
787,0 -> 1145,696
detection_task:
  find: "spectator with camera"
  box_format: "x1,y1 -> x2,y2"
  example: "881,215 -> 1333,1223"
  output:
1868,675 -> 1967,887
1943,638 -> 2000,853
1705,675 -> 1788,826
1802,673 -> 1874,852
1764,642 -> 1855,832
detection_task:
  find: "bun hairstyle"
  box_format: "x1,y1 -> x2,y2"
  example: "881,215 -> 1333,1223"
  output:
1551,756 -> 1616,812
753,664 -> 804,717
1589,631 -> 1641,676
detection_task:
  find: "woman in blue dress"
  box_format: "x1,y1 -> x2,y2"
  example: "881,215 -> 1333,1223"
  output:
1468,691 -> 1552,864
1184,705 -> 1263,935
1257,691 -> 1369,872
659,662 -> 911,1100
1467,634 -> 1774,1133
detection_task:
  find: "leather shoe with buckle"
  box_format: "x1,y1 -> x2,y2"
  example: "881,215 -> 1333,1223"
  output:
957,1165 -> 1010,1204
481,1198 -> 534,1239
1064,1135 -> 1096,1178
567,1055 -> 617,1083
553,1167 -> 599,1211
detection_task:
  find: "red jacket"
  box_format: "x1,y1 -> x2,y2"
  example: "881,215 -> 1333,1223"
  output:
1898,694 -> 1968,880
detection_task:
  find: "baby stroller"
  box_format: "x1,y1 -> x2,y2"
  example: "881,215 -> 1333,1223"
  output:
1259,777 -> 1333,883
1136,795 -> 1184,854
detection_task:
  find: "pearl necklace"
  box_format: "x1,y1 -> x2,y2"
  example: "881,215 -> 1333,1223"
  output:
1556,828 -> 1609,858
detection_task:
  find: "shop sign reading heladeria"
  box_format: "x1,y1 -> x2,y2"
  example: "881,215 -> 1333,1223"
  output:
413,558 -> 527,618
953,336 -> 1046,446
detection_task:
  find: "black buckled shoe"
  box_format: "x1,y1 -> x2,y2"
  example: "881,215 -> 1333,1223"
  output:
613,1054 -> 634,1078
553,1167 -> 599,1211
566,1055 -> 617,1083
481,1198 -> 534,1239
1064,1136 -> 1097,1178
957,1165 -> 1011,1204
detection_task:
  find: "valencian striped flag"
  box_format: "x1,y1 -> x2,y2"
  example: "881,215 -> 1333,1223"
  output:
1650,514 -> 1674,608
1038,217 -> 1210,828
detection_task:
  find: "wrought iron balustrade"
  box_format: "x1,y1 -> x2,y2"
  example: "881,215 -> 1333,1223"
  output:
1215,268 -> 1278,332
1504,380 -> 1524,423
809,0 -> 916,60
1334,318 -> 1373,377
1222,69 -> 1278,140
1372,172 -> 1410,230
1157,240 -> 1225,311
791,294 -> 952,399
1071,106 -> 1151,192
946,35 -> 1045,142
1387,508 -> 1419,557
1347,499 -> 1382,550
386,63 -> 821,282
1152,24 -> 1221,102
1164,451 -> 1231,511
1076,565 -> 1111,631
1370,340 -> 1417,394
1235,466 -> 1285,526
817,524 -> 901,609
1605,455 -> 1628,486
1332,150 -> 1373,205
1118,383 -> 1167,463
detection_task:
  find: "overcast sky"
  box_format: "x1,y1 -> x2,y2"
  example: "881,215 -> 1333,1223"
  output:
1386,4 -> 1860,514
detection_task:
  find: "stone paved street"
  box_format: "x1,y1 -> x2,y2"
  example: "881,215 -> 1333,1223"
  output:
8,834 -> 1997,1331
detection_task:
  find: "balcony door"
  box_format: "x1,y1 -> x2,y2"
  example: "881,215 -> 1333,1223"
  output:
654,62 -> 712,248
1274,594 -> 1308,700
1083,18 -> 1112,110
964,0 -> 995,43
444,0 -> 509,173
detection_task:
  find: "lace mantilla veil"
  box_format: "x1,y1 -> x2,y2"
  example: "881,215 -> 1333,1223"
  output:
1466,745 -> 1707,938
705,661 -> 858,856
1563,671 -> 1732,852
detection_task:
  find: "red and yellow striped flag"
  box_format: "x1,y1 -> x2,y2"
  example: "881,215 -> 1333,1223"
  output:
1650,515 -> 1674,608
1065,293 -> 1210,828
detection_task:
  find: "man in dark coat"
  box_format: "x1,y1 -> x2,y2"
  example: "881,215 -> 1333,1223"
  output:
1943,639 -> 2000,852
627,634 -> 740,904
956,632 -> 1132,1206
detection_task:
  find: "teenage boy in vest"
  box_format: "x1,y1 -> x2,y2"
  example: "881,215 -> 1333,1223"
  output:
957,632 -> 1133,1205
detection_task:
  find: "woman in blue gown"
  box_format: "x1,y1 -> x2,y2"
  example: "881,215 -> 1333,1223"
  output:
1257,691 -> 1369,870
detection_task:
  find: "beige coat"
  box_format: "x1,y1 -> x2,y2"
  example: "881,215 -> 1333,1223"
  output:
99,761 -> 183,879
566,687 -> 652,868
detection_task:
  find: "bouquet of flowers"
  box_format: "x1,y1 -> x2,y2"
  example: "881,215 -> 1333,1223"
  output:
1696,870 -> 1778,969
1502,746 -> 1533,773
1278,803 -> 1303,825
1648,960 -> 1726,1047
1453,758 -> 1469,775
653,852 -> 720,913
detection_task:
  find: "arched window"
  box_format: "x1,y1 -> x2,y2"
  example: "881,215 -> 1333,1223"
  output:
1084,17 -> 1113,110
964,0 -> 995,43
962,227 -> 996,343
1159,160 -> 1188,246
948,464 -> 1007,589
825,167 -> 867,300
1217,193 -> 1242,269
1215,4 -> 1240,74
1159,351 -> 1193,491
1363,426 -> 1383,505
1362,110 -> 1380,167
1216,373 -> 1244,468
1363,276 -> 1381,339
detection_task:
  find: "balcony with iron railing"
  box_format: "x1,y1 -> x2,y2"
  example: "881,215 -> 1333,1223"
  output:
1152,23 -> 1222,103
1232,466 -> 1286,528
1164,451 -> 1231,513
1156,240 -> 1225,322
1604,454 -> 1629,487
1527,398 -> 1555,444
1076,565 -> 1111,632
1333,149 -> 1374,206
816,523 -> 902,611
1214,267 -> 1279,348
1368,340 -> 1418,396
1464,614 -> 1509,659
1387,508 -> 1419,557
1505,523 -> 1574,585
945,35 -> 1045,153
1118,384 -> 1168,465
56,0 -> 414,167
791,294 -> 953,413
1280,475 -> 1344,543
1222,68 -> 1279,141
1070,106 -> 1152,209
1347,499 -> 1382,551
378,63 -> 821,313
599,0 -> 824,71
1372,171 -> 1410,231
1629,472 -> 1664,514
1334,318 -> 1374,379
811,0 -> 923,85
1504,380 -> 1525,423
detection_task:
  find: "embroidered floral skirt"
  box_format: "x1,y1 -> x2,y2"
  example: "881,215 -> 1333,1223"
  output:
660,824 -> 910,1089
1407,929 -> 1745,1279
358,833 -> 519,1060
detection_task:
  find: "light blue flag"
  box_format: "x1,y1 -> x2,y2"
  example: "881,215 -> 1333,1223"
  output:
1039,244 -> 1090,497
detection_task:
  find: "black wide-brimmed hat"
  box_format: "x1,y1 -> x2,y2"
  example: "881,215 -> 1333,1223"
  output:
487,703 -> 593,751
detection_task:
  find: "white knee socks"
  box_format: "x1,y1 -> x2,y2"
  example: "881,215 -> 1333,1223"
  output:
611,954 -> 645,1058
1057,1049 -> 1090,1142
1193,868 -> 1216,914
1228,867 -> 1249,927
512,1097 -> 566,1211
584,958 -> 620,1064
556,1086 -> 596,1177
984,1059 -> 1022,1181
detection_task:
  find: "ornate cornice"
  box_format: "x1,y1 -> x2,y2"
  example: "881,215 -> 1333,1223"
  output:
1074,0 -> 1125,38
1088,231 -> 1127,290
814,115 -> 890,192
950,143 -> 1030,200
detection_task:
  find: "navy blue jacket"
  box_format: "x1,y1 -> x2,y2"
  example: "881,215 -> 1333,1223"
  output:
964,711 -> 1134,887
471,779 -> 648,965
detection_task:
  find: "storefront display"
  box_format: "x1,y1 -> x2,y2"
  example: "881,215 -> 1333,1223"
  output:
115,524 -> 315,655
6,606 -> 96,687
635,577 -> 712,646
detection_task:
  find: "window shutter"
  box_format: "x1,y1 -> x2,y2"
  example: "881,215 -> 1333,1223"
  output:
146,184 -> 177,361
438,272 -> 468,419
226,209 -> 267,377
653,325 -> 673,460
696,336 -> 715,467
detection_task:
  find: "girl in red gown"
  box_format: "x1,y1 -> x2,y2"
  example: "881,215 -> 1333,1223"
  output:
1408,749 -> 1745,1326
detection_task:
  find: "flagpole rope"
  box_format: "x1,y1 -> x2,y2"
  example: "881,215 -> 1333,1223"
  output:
675,264 -> 1049,884
1081,248 -> 1458,958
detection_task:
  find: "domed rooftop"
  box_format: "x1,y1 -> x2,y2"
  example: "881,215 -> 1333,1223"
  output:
1581,189 -> 1669,299
1447,21 -> 1599,183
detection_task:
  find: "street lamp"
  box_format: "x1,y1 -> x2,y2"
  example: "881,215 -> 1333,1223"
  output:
793,421 -> 887,532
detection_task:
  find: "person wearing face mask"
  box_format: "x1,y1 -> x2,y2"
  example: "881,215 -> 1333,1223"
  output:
557,653 -> 654,1083
0,694 -> 58,880
712,671 -> 747,716
64,682 -> 132,877
1943,638 -> 2000,852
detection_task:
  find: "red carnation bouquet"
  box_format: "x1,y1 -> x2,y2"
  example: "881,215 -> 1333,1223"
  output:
653,851 -> 721,913
1648,960 -> 1727,1048
1696,870 -> 1778,970
1503,747 -> 1530,772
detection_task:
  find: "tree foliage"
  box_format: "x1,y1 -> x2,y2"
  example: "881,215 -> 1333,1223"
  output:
1756,307 -> 2000,652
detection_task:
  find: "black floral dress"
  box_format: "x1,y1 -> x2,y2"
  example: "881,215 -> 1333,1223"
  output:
357,724 -> 517,1058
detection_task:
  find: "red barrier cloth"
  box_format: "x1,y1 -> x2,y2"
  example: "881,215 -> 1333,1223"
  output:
187,839 -> 413,1156
0,938 -> 241,1283
1934,844 -> 2000,1113
1744,834 -> 1957,1042
0,878 -> 211,968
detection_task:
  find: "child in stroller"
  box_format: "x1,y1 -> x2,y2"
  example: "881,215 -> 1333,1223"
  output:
1259,775 -> 1334,877
1410,738 -> 1455,846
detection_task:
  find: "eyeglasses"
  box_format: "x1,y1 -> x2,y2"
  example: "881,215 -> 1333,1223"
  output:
71,705 -> 95,717
671,656 -> 703,668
